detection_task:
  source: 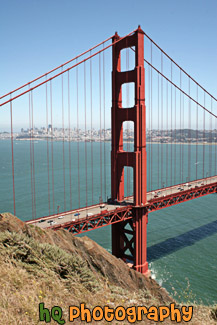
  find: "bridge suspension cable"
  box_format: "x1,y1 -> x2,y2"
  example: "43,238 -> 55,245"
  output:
0,29 -> 137,107
140,34 -> 217,193
142,31 -> 217,103
0,35 -> 114,101
143,58 -> 217,119
1,27 -> 217,223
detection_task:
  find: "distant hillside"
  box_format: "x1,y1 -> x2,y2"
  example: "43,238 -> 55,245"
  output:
0,212 -> 216,324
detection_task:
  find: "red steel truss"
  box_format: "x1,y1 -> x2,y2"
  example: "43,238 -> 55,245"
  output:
147,181 -> 217,212
47,180 -> 217,234
49,206 -> 133,234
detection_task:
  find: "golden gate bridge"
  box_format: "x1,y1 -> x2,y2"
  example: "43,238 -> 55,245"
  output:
1,26 -> 217,275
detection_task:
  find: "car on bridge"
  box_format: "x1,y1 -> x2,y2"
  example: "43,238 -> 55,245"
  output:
99,209 -> 108,215
74,212 -> 80,217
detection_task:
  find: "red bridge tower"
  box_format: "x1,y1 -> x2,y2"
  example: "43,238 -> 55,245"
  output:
111,26 -> 148,274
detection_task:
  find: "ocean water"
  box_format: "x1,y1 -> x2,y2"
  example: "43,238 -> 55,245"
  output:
0,139 -> 217,305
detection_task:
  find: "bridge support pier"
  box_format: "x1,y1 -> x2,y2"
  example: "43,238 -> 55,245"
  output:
112,207 -> 149,275
133,207 -> 149,274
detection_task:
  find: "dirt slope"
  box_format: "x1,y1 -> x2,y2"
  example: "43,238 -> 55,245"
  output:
0,213 -> 216,324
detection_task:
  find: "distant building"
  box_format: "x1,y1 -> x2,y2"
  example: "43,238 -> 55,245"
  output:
48,124 -> 52,133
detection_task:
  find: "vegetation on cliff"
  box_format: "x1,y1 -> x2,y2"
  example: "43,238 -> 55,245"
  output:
0,213 -> 216,324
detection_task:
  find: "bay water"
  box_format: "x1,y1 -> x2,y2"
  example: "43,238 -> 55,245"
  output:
0,139 -> 216,305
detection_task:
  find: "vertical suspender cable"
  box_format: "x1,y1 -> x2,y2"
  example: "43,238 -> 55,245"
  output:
68,71 -> 72,210
166,81 -> 168,187
10,100 -> 16,216
203,92 -> 205,179
181,76 -> 184,183
31,91 -> 36,218
161,52 -> 164,188
170,62 -> 173,187
62,71 -> 66,211
182,86 -> 184,184
180,73 -> 182,182
150,42 -> 153,191
76,60 -> 80,208
148,64 -> 151,191
50,80 -> 55,213
215,98 -> 217,176
84,61 -> 88,207
188,78 -> 191,181
174,87 -> 176,184
157,74 -> 160,189
90,52 -> 94,204
99,53 -> 102,202
209,97 -> 212,177
103,44 -> 107,201
46,76 -> 50,215
180,70 -> 182,183
29,91 -> 34,219
196,85 -> 198,180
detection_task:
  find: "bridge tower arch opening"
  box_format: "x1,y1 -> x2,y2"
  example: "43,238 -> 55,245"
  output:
111,26 -> 149,274
124,166 -> 134,199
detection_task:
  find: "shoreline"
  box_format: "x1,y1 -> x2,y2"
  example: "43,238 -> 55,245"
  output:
1,138 -> 217,145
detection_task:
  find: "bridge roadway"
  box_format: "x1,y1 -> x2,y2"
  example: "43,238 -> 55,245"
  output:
26,176 -> 217,233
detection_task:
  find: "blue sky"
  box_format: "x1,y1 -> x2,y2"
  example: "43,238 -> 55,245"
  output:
0,0 -> 216,130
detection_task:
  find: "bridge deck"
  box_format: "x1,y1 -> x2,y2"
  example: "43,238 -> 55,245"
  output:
26,176 -> 217,234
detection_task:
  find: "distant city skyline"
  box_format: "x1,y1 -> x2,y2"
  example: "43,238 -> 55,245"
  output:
1,125 -> 217,145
